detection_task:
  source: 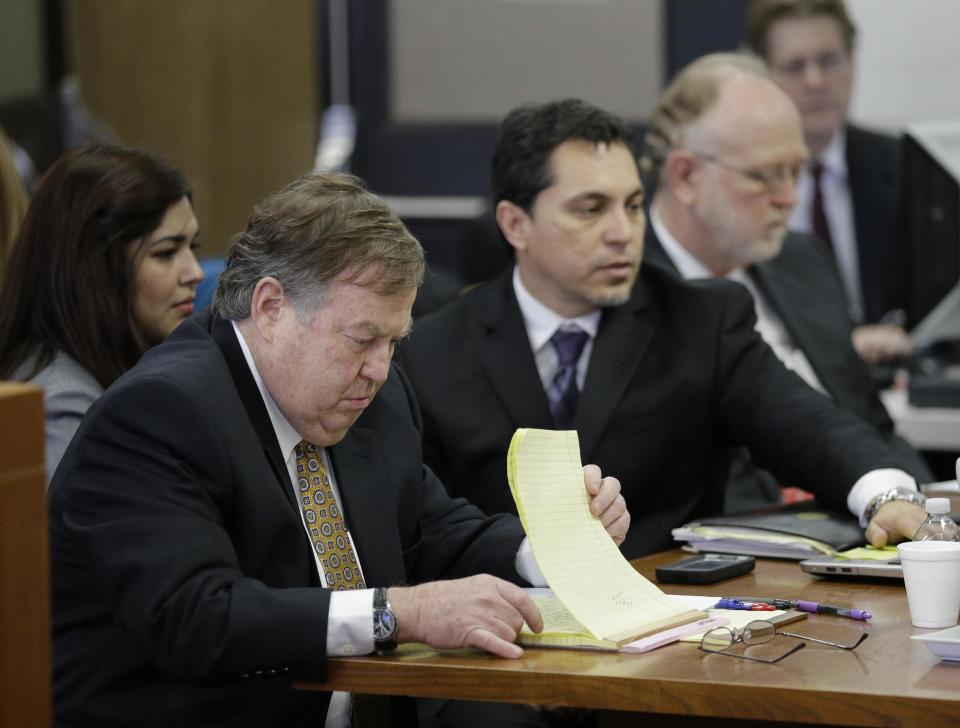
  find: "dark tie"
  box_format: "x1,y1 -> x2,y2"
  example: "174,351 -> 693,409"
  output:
547,326 -> 589,429
811,161 -> 833,251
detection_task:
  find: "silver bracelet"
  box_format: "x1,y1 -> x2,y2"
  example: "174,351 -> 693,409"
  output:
863,487 -> 926,523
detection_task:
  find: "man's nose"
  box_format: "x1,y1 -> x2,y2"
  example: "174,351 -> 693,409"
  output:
801,60 -> 826,88
362,343 -> 393,384
604,208 -> 636,245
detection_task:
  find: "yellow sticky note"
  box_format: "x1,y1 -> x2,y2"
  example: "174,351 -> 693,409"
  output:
835,545 -> 899,561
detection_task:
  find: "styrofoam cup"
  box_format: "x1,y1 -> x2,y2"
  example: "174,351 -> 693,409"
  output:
897,541 -> 960,628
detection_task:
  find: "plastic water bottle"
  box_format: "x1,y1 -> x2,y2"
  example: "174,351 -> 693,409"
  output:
913,498 -> 960,541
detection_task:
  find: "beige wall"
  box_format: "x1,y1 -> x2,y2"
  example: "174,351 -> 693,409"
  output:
70,0 -> 319,254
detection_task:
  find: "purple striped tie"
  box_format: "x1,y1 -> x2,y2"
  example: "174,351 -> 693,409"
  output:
547,326 -> 589,429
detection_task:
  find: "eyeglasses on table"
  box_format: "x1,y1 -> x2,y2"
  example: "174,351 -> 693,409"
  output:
699,619 -> 869,664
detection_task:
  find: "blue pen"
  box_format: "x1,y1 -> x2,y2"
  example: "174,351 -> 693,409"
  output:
715,598 -> 775,611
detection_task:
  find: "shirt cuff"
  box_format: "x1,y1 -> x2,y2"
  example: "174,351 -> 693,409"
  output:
847,468 -> 918,527
327,588 -> 375,656
515,537 -> 547,586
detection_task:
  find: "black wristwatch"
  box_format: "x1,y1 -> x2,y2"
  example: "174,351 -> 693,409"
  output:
373,587 -> 398,652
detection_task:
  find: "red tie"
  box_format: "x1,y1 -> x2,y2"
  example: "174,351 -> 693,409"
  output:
811,161 -> 833,251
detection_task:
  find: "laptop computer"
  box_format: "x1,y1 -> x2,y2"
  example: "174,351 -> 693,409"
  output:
799,555 -> 903,579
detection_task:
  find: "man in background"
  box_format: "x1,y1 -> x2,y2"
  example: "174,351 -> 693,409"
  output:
745,0 -> 911,365
399,97 -> 927,562
640,52 -> 931,512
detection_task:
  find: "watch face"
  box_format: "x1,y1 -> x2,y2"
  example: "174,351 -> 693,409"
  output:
374,608 -> 396,640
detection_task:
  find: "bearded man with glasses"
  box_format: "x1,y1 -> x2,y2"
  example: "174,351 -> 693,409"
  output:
641,52 -> 931,513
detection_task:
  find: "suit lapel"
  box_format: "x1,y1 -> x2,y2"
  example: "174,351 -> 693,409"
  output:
749,236 -> 846,402
328,426 -> 404,587
475,272 -> 555,428
576,276 -> 657,461
642,224 -> 679,275
207,312 -> 297,512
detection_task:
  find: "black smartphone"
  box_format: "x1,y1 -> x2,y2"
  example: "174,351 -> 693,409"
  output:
655,554 -> 756,585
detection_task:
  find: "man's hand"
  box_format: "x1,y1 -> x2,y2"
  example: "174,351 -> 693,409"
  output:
388,575 -> 543,659
864,501 -> 927,547
852,324 -> 913,366
584,464 -> 629,546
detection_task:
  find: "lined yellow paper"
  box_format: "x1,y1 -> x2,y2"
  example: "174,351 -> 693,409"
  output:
508,429 -> 704,645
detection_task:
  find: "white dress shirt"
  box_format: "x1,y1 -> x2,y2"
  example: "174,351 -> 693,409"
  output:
648,207 -> 916,523
232,322 -> 547,726
513,267 -> 601,392
788,129 -> 865,323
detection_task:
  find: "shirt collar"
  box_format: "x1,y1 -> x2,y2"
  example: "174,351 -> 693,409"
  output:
649,204 -> 716,280
231,320 -> 303,462
817,127 -> 848,180
512,267 -> 600,352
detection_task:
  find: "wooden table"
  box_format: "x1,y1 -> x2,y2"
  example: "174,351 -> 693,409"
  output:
297,551 -> 960,727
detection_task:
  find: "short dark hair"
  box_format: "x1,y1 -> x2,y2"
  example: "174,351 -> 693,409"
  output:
212,171 -> 424,320
745,0 -> 857,58
491,98 -> 636,212
0,143 -> 190,388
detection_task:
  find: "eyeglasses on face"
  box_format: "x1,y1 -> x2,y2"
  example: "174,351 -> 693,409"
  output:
771,51 -> 849,80
688,150 -> 807,195
699,619 -> 868,664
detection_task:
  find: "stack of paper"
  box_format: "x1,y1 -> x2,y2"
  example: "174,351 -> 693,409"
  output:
508,428 -> 705,648
672,506 -> 865,560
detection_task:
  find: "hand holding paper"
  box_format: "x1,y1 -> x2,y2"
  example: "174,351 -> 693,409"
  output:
584,463 -> 630,545
509,429 -> 704,647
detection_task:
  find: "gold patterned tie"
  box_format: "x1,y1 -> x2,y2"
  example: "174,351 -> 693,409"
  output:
294,440 -> 365,590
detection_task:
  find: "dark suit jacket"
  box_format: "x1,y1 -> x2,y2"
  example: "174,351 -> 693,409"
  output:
845,124 -> 906,323
48,311 -> 525,728
397,263 -> 920,558
644,229 -> 931,510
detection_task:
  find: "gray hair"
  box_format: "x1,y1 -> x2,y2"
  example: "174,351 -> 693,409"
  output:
641,53 -> 768,180
212,171 -> 425,320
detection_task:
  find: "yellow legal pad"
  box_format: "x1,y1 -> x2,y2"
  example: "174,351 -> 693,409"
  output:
508,428 -> 705,648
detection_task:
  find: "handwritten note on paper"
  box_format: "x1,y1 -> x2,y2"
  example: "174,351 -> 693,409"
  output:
507,429 -> 704,644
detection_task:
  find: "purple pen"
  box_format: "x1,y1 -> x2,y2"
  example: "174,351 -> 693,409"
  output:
796,600 -> 871,621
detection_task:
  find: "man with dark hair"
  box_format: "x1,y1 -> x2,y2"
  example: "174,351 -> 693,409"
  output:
744,0 -> 911,365
399,97 -> 927,561
48,170 -> 629,728
640,52 -> 930,512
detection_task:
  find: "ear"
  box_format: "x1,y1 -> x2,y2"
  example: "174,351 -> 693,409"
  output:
248,276 -> 288,343
663,149 -> 700,207
495,199 -> 532,254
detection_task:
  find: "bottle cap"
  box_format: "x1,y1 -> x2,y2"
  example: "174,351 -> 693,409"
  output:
926,497 -> 951,515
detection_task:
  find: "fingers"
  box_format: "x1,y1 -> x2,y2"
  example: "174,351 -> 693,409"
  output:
586,470 -> 620,515
602,509 -> 630,546
466,628 -> 524,659
864,520 -> 891,548
583,464 -> 602,495
866,501 -> 926,547
405,575 -> 542,658
852,324 -> 913,365
499,581 -> 543,633
583,466 -> 630,545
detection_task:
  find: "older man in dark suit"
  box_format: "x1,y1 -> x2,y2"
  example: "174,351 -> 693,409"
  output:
398,98 -> 927,561
745,0 -> 911,365
639,52 -> 930,512
48,171 -> 629,728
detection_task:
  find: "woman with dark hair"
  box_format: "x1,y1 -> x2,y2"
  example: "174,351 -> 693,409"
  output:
0,143 -> 203,483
